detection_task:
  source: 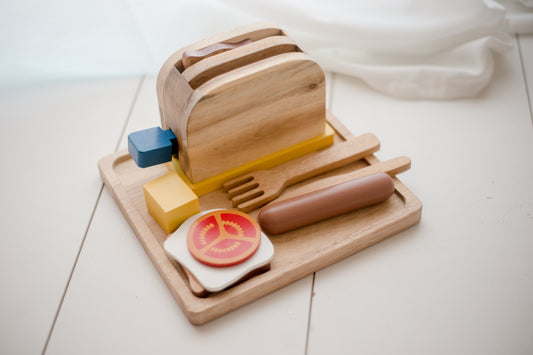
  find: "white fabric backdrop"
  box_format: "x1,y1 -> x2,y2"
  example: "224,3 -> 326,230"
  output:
500,0 -> 533,33
0,0 -> 531,99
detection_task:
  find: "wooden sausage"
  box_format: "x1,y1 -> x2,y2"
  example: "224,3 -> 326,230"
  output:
257,173 -> 395,235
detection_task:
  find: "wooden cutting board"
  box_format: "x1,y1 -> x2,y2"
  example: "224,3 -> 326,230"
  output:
98,111 -> 422,325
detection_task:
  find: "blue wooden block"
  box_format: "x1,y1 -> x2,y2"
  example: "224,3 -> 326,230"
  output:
128,127 -> 178,168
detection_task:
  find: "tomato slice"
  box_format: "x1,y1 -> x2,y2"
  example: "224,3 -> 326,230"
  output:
186,210 -> 261,267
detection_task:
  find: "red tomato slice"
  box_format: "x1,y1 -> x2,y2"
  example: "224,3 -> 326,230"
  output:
186,210 -> 261,267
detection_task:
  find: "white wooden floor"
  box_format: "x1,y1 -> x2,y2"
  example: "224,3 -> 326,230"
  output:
1,34 -> 532,355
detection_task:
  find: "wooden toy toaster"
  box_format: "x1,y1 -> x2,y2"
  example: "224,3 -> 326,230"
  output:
156,23 -> 326,183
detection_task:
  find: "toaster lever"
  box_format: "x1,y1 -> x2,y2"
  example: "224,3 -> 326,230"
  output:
128,127 -> 178,168
182,38 -> 252,69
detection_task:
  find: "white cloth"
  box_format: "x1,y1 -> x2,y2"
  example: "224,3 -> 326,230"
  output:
221,0 -> 514,99
497,0 -> 533,33
0,0 -> 521,99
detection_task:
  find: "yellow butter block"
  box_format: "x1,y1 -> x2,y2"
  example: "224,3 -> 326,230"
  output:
167,124 -> 335,196
143,172 -> 200,234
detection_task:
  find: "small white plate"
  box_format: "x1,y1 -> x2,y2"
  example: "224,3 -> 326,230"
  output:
164,209 -> 274,292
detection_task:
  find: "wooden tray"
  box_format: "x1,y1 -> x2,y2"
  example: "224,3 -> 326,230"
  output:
98,112 -> 422,325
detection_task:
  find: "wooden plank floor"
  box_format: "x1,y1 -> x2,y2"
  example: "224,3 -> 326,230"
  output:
0,35 -> 532,355
308,35 -> 533,355
0,79 -> 141,355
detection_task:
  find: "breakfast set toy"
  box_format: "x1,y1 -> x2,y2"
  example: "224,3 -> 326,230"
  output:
98,23 -> 422,325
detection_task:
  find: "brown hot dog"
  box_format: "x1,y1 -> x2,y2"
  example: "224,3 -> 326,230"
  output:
258,172 -> 395,235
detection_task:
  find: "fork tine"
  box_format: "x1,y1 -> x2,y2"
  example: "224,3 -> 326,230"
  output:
231,189 -> 265,207
222,175 -> 254,192
226,180 -> 260,199
236,192 -> 276,212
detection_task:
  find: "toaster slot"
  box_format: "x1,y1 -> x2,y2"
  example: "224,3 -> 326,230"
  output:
174,26 -> 286,72
181,38 -> 254,69
183,36 -> 302,89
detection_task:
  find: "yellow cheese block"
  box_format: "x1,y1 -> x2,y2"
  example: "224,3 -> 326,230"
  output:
167,124 -> 335,196
143,172 -> 200,234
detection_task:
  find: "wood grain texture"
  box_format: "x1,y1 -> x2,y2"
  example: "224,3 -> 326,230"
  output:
182,36 -> 299,89
183,265 -> 211,298
98,112 -> 422,325
156,23 -> 284,129
183,262 -> 272,298
158,67 -> 192,132
156,23 -> 326,183
223,132 -> 380,212
167,123 -> 334,196
182,39 -> 253,70
183,52 -> 326,182
277,156 -> 411,202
